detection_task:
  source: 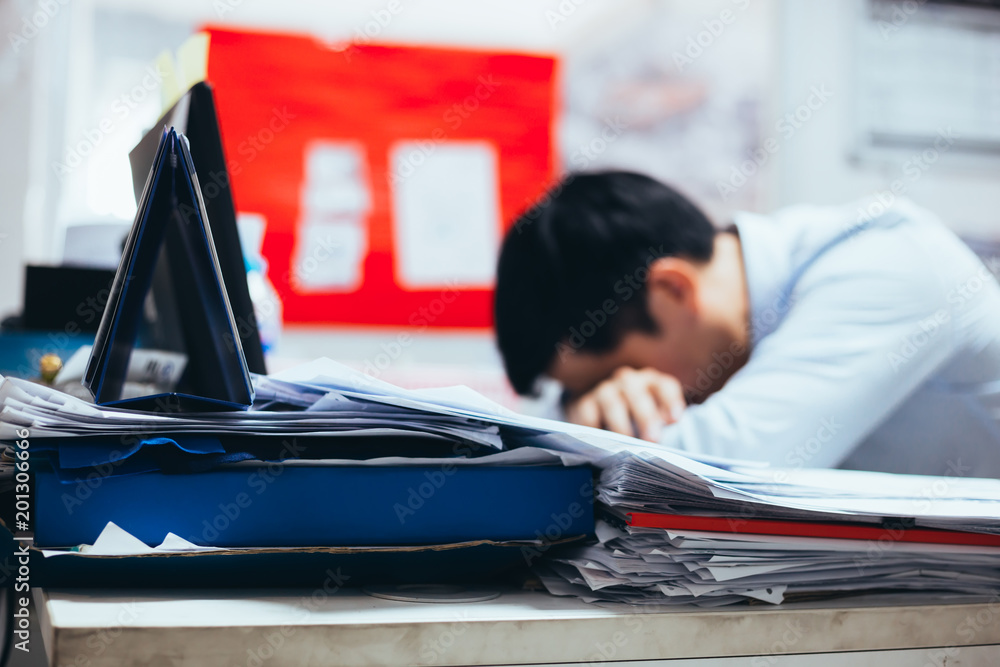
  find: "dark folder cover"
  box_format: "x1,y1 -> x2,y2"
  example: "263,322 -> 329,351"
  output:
128,82 -> 267,376
83,127 -> 253,412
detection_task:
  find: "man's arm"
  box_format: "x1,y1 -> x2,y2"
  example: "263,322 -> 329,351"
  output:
564,367 -> 687,442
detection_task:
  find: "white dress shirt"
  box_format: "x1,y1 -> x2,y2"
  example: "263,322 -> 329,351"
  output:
662,197 -> 1000,478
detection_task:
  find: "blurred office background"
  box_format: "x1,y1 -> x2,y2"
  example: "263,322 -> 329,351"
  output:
1,0 -> 999,408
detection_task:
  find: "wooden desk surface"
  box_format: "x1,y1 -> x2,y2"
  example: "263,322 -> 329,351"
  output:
33,587 -> 1000,666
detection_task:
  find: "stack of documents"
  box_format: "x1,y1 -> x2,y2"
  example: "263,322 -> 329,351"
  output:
536,451 -> 1000,605
4,358 -> 1000,602
598,450 -> 1000,531
0,359 -> 596,586
537,516 -> 1000,606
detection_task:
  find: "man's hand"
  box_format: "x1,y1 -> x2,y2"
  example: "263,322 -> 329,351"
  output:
563,367 -> 687,442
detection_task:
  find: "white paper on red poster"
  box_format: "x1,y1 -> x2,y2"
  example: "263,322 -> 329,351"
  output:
292,141 -> 371,293
389,141 -> 501,291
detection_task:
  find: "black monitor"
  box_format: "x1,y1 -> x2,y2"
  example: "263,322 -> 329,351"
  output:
129,81 -> 267,376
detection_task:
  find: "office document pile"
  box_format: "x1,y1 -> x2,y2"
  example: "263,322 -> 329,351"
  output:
538,453 -> 1000,606
2,359 -> 1000,602
0,359 -> 595,586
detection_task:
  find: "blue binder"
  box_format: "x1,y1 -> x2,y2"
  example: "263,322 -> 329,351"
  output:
34,464 -> 595,548
83,127 -> 254,412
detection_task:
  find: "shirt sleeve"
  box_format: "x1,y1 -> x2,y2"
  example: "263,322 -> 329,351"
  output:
660,230 -> 957,467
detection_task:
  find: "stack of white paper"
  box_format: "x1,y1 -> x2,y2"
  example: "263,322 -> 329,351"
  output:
597,452 -> 1000,532
536,518 -> 1000,607
534,450 -> 1000,605
0,369 -> 506,450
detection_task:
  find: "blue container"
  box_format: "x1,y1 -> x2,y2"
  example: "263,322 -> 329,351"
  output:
35,464 -> 595,548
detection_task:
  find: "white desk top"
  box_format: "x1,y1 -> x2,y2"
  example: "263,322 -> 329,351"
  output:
35,587 -> 1000,666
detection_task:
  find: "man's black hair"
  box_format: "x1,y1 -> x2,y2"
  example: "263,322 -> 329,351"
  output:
494,170 -> 716,395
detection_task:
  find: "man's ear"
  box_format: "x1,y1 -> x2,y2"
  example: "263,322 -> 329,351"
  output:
646,257 -> 699,315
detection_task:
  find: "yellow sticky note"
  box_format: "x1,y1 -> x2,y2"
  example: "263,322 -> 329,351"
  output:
177,32 -> 211,92
155,50 -> 181,112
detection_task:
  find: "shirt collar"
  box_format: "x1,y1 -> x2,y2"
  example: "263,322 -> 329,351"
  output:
731,211 -> 794,345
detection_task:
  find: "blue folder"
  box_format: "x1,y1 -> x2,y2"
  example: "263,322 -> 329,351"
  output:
35,464 -> 595,548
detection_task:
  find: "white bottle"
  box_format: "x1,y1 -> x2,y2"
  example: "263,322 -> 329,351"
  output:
237,213 -> 283,356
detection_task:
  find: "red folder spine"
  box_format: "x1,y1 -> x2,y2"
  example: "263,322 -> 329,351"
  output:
626,512 -> 1000,547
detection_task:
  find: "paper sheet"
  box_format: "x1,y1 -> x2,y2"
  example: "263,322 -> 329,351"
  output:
389,141 -> 500,289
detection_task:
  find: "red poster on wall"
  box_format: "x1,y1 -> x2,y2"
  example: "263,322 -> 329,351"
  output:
202,27 -> 558,328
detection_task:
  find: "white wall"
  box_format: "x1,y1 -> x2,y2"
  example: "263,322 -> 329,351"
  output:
0,2 -> 35,320
774,0 -> 1000,239
0,0 -> 77,319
